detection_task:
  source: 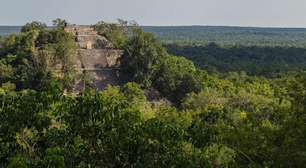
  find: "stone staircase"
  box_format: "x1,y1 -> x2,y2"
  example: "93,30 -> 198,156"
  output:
64,25 -> 123,91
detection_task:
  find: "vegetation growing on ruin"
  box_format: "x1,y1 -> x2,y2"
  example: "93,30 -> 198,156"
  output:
1,20 -> 306,167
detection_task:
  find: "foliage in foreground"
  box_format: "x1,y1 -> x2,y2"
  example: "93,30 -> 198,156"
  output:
1,74 -> 306,167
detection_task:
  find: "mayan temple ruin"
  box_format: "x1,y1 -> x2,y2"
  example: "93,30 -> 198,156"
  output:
64,25 -> 123,91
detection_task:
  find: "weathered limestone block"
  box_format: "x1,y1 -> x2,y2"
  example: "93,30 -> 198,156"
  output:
64,25 -> 123,91
77,35 -> 112,49
65,25 -> 113,49
78,49 -> 122,68
74,69 -> 120,91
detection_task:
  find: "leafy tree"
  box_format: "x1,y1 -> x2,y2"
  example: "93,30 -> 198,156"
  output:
94,19 -> 131,48
21,21 -> 47,33
0,58 -> 14,83
270,73 -> 306,167
154,55 -> 201,104
121,28 -> 167,87
60,87 -> 144,167
121,82 -> 147,105
52,18 -> 68,30
49,29 -> 77,90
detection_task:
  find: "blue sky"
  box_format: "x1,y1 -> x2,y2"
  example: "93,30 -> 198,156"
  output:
1,0 -> 306,27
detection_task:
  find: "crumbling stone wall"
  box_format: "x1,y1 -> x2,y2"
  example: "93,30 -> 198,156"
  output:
64,25 -> 123,91
78,49 -> 122,69
65,25 -> 113,49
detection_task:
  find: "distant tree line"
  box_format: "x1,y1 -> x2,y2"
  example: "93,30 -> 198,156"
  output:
166,43 -> 306,76
143,26 -> 306,47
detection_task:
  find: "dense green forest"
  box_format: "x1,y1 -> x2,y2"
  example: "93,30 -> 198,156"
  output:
1,20 -> 306,167
144,26 -> 306,76
165,43 -> 306,76
143,26 -> 306,47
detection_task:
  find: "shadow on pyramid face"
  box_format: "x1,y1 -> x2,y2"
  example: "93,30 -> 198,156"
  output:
64,25 -> 123,92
